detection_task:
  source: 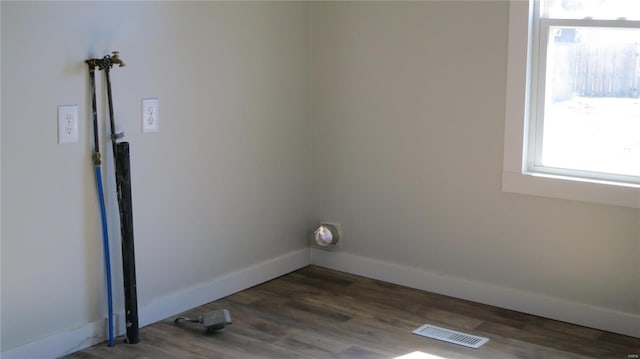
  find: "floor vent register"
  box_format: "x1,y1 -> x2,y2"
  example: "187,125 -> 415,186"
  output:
412,324 -> 489,349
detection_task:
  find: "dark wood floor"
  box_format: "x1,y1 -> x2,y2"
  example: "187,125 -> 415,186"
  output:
65,266 -> 639,359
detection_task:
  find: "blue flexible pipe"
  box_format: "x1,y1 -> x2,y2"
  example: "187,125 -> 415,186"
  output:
95,166 -> 115,347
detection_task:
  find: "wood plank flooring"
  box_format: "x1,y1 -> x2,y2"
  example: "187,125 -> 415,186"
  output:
64,266 -> 639,359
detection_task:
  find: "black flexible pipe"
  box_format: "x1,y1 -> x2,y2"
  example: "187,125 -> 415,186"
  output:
115,142 -> 140,344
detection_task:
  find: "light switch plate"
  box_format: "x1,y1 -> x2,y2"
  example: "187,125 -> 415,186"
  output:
142,98 -> 159,133
58,105 -> 78,144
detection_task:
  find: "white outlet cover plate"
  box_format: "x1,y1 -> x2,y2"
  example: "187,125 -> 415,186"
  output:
142,98 -> 159,133
58,105 -> 78,144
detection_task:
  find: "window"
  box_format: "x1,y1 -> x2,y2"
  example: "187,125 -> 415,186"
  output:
503,0 -> 640,208
529,0 -> 640,184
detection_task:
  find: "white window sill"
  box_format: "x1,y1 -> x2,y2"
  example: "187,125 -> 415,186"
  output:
503,171 -> 640,208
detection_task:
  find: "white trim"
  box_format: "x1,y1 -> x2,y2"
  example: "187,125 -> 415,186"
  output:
311,249 -> 640,339
503,0 -> 640,208
138,248 -> 310,329
504,0 -> 533,177
0,320 -> 108,359
503,171 -> 640,207
0,248 -> 311,359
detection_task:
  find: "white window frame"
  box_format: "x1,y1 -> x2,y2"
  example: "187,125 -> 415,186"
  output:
502,0 -> 640,208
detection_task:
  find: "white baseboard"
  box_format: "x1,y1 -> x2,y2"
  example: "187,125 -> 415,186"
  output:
311,249 -> 640,338
1,248 -> 311,359
5,246 -> 636,359
138,248 -> 310,329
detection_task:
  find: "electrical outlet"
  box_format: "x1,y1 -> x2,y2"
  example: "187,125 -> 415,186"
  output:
58,105 -> 78,144
142,98 -> 159,133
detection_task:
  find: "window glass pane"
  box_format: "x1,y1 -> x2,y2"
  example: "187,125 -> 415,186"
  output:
541,26 -> 640,177
544,0 -> 640,20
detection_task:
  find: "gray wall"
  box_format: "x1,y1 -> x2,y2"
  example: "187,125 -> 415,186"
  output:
1,1 -> 311,351
310,0 -> 639,318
